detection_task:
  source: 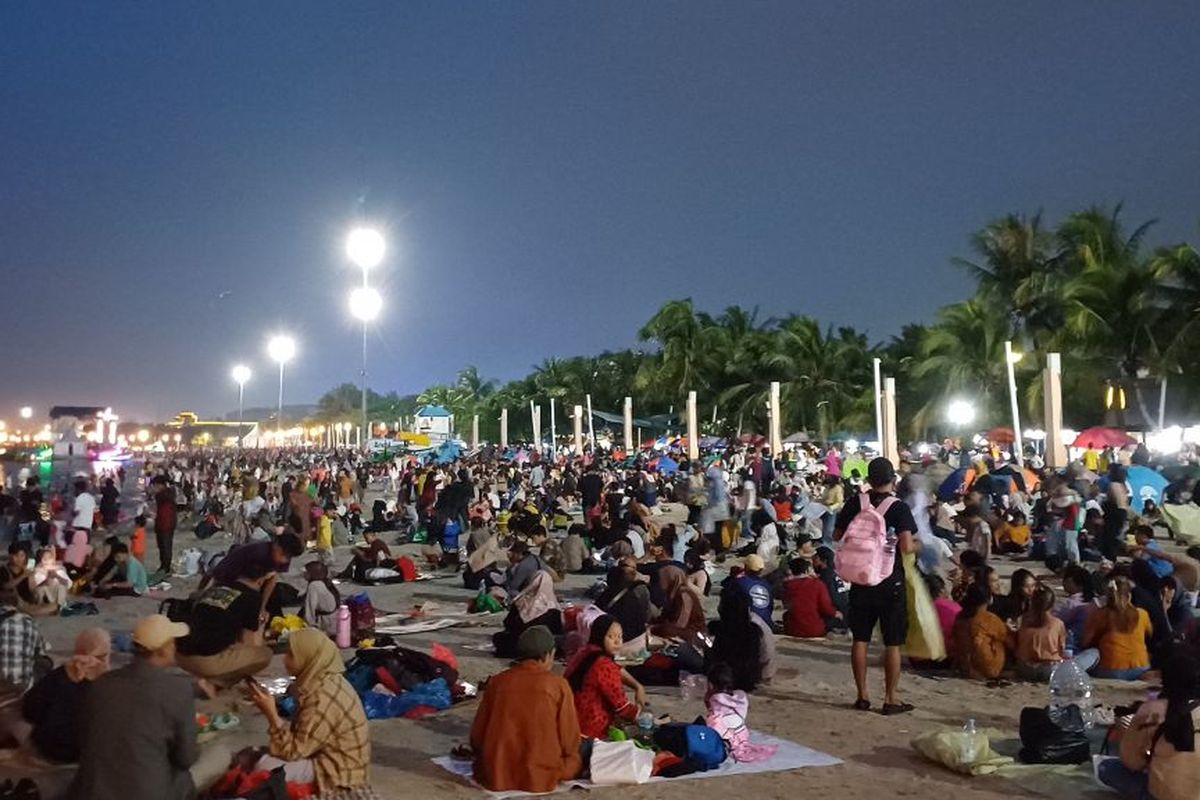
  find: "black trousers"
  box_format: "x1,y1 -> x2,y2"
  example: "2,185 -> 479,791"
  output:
156,526 -> 174,573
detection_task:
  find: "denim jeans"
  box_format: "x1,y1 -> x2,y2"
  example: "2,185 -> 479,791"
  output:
1064,529 -> 1081,564
1097,759 -> 1150,799
821,513 -> 836,547
1095,666 -> 1150,681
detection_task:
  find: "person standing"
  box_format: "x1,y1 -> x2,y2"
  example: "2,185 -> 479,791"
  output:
99,477 -> 121,528
71,614 -> 197,800
151,477 -> 178,577
834,457 -> 919,715
72,477 -> 96,537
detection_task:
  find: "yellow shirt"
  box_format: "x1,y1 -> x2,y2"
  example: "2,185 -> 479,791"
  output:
1084,607 -> 1152,671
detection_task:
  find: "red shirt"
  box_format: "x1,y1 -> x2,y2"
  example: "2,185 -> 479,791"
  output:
772,499 -> 793,522
781,576 -> 837,638
564,646 -> 637,739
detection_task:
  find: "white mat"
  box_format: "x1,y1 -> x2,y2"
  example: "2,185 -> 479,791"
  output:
432,732 -> 841,797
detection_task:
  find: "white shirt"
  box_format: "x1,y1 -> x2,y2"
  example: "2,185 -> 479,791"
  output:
756,522 -> 780,562
72,492 -> 96,530
626,529 -> 646,559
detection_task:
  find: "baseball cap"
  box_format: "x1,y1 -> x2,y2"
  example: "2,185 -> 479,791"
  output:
132,614 -> 189,650
743,554 -> 766,573
515,625 -> 556,660
867,457 -> 896,488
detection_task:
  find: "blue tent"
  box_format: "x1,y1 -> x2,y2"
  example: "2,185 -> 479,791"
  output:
1126,465 -> 1169,514
937,467 -> 974,501
655,456 -> 679,476
434,440 -> 462,464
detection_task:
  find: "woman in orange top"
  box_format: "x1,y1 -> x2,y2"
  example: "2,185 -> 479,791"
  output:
1083,576 -> 1152,680
951,583 -> 1010,680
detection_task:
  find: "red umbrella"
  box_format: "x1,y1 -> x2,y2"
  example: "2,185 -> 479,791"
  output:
1071,426 -> 1135,449
986,427 -> 1015,444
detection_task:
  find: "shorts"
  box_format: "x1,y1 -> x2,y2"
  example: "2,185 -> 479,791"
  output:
848,580 -> 907,647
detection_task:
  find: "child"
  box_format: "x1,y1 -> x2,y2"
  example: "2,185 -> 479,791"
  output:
994,510 -> 1031,555
1130,524 -> 1174,579
130,515 -> 147,564
952,582 -> 1010,681
920,574 -> 960,667
93,542 -> 148,598
704,663 -> 777,763
1016,584 -> 1098,680
315,506 -> 334,566
780,557 -> 840,638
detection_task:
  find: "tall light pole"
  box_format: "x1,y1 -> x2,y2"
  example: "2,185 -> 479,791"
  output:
231,364 -> 251,449
267,335 -> 296,440
1004,341 -> 1025,466
346,227 -> 386,446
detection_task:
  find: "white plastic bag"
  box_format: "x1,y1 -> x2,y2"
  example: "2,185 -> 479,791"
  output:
589,740 -> 654,785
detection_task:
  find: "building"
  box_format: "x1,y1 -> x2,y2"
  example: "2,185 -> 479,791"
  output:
413,405 -> 453,443
164,411 -> 258,447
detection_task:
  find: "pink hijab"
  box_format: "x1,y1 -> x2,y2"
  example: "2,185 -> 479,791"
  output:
65,628 -> 111,683
64,529 -> 92,569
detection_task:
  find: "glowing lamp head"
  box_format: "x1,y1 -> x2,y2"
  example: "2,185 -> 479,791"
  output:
348,286 -> 383,322
267,335 -> 296,365
947,399 -> 977,427
19,407 -> 33,420
231,364 -> 252,385
346,227 -> 385,270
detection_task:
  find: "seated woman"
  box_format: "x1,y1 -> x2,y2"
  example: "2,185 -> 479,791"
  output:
1054,564 -> 1099,653
595,564 -> 651,656
564,615 -> 646,739
781,557 -> 840,638
1098,643 -> 1200,800
471,626 -> 582,793
708,590 -> 768,692
650,564 -> 706,641
463,529 -> 503,591
1083,576 -> 1153,680
990,568 -> 1037,624
246,629 -> 373,798
993,510 -> 1031,554
492,571 -> 563,659
28,549 -> 70,612
0,545 -> 43,612
93,542 -> 149,598
952,583 -> 1011,681
300,561 -> 340,637
1016,584 -> 1099,681
21,628 -> 110,763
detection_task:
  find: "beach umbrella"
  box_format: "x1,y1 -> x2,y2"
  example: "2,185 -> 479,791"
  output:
656,456 -> 679,476
1125,465 -> 1169,514
937,467 -> 977,501
783,432 -> 810,444
1071,426 -> 1135,449
1160,503 -> 1200,545
986,427 -> 1015,444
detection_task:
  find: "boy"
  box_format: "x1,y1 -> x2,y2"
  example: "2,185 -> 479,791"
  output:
131,515 -> 147,564
94,542 -> 149,597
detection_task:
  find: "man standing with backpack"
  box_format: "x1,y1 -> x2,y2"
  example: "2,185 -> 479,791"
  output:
834,457 -> 919,715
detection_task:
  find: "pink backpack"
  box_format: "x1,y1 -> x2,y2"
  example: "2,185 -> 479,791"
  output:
834,491 -> 898,587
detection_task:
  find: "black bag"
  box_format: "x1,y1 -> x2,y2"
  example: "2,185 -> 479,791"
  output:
158,596 -> 194,625
1018,705 -> 1091,764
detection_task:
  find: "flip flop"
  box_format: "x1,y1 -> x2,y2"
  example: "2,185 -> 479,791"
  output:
881,702 -> 914,716
853,699 -> 871,711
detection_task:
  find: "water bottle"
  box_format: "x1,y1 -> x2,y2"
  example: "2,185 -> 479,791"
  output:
1049,657 -> 1094,727
637,708 -> 654,736
960,718 -> 982,762
335,604 -> 352,649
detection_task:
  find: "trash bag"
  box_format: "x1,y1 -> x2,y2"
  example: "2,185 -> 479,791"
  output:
911,727 -> 1013,775
1018,705 -> 1091,764
361,678 -> 452,719
900,552 -> 946,661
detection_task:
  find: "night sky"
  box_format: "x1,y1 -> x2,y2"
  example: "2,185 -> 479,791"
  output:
3,3 -> 1199,422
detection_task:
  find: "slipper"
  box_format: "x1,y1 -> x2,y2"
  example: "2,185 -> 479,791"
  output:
853,699 -> 871,711
881,702 -> 914,716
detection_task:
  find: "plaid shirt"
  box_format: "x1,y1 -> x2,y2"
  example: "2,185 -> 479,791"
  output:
269,675 -> 370,792
0,605 -> 46,698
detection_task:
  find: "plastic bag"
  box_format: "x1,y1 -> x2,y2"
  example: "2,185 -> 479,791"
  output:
911,728 -> 1013,775
901,552 -> 946,661
590,739 -> 655,785
361,677 -> 452,719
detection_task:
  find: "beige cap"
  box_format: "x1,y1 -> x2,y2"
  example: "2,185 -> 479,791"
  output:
132,614 -> 190,650
743,554 -> 766,573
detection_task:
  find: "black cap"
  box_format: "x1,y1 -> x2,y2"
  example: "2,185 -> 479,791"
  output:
867,457 -> 896,488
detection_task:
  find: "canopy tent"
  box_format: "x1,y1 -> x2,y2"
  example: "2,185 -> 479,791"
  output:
1160,503 -> 1200,545
783,432 -> 811,444
937,467 -> 977,501
650,455 -> 679,476
985,427 -> 1015,444
1161,464 -> 1200,482
1072,426 -> 1136,449
1125,465 -> 1169,514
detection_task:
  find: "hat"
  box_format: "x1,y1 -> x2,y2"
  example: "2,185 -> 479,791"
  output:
743,554 -> 766,573
1050,485 -> 1077,509
867,457 -> 896,488
132,614 -> 189,651
515,625 -> 556,660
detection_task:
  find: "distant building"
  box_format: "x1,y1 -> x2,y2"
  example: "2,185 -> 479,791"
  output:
414,405 -> 453,443
166,411 -> 257,447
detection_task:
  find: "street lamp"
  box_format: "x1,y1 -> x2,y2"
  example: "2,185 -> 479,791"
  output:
231,364 -> 252,449
1004,340 -> 1024,466
346,227 -> 386,273
267,335 -> 296,438
19,407 -> 32,420
947,398 -> 977,428
346,227 -> 386,446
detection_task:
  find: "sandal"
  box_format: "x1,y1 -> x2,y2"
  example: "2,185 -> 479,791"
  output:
881,702 -> 914,716
853,699 -> 871,711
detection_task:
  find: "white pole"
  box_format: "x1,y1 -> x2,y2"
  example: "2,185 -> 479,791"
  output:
549,398 -> 557,457
585,394 -> 596,450
623,396 -> 634,453
872,357 -> 882,448
573,405 -> 584,454
1158,377 -> 1168,430
1004,340 -> 1024,467
687,391 -> 699,461
500,408 -> 508,450
769,380 -> 782,457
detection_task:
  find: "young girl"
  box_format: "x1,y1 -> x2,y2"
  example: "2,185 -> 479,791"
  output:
1015,585 -> 1100,680
952,583 -> 1010,680
300,561 -> 340,637
563,614 -> 644,739
1083,576 -> 1153,680
704,663 -> 777,763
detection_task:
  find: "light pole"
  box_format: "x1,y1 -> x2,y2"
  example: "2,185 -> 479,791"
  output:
1004,341 -> 1024,466
231,364 -> 251,449
267,335 -> 295,440
947,398 -> 977,439
345,227 -> 386,447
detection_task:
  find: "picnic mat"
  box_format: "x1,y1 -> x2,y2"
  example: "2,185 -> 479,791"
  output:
432,732 -> 841,798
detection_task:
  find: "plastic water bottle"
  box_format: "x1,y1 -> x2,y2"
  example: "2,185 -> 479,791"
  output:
637,709 -> 654,736
1049,657 -> 1094,727
960,718 -> 982,762
335,604 -> 352,649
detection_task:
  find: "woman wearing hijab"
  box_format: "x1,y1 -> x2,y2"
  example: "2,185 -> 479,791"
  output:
22,628 -> 110,763
301,561 -> 340,637
650,564 -> 706,640
493,571 -> 563,659
247,629 -> 373,799
596,564 -> 651,655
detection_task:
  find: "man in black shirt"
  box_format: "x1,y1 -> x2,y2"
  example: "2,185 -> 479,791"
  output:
579,465 -> 604,514
175,578 -> 272,693
834,457 -> 919,716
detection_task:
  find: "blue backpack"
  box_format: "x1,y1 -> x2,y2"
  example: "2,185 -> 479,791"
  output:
653,723 -> 728,771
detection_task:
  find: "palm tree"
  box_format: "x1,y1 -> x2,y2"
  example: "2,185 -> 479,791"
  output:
913,299 -> 1014,430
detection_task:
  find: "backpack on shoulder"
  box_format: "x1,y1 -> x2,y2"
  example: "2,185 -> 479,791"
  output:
834,491 -> 897,587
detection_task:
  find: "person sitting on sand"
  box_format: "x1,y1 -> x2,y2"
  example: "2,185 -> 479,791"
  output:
300,561 -> 340,637
708,589 -> 770,691
0,545 -> 42,613
337,529 -> 394,583
1083,575 -> 1153,681
470,626 -> 583,793
595,563 -> 652,656
781,556 -> 840,638
1015,584 -> 1099,681
993,509 -> 1031,555
564,614 -> 646,739
93,541 -> 149,598
952,582 -> 1010,681
650,564 -> 707,641
22,627 -> 110,763
990,568 -> 1037,624
29,548 -> 70,612
492,571 -> 562,659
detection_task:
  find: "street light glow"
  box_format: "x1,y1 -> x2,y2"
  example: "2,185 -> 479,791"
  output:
267,335 -> 296,364
348,286 -> 383,322
346,227 -> 386,270
947,398 -> 977,427
1007,350 -> 1024,364
19,407 -> 32,420
231,364 -> 252,385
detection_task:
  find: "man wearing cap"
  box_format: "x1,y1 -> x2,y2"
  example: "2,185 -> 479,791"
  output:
470,626 -> 582,793
72,614 -> 197,800
729,554 -> 775,626
834,457 -> 919,716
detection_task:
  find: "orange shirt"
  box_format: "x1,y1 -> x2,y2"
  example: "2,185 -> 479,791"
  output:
1084,607 -> 1152,671
1016,616 -> 1066,664
130,527 -> 146,562
470,661 -> 582,793
952,610 -> 1009,679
